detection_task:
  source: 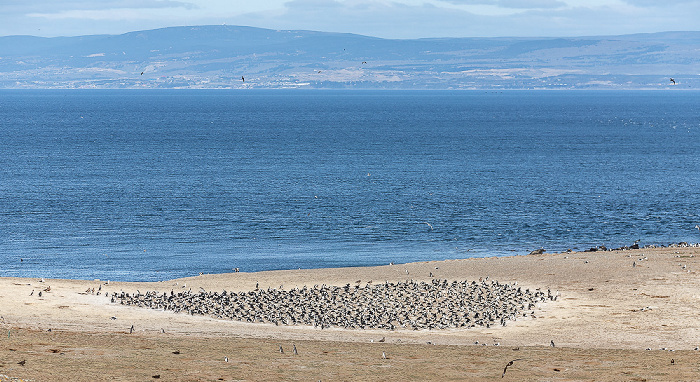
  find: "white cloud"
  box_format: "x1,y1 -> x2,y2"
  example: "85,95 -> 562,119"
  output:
1,0 -> 699,39
28,6 -> 202,21
284,0 -> 344,9
2,0 -> 196,14
620,0 -> 700,6
441,0 -> 566,9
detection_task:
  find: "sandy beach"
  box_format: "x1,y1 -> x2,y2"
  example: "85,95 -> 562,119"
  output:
3,245 -> 700,381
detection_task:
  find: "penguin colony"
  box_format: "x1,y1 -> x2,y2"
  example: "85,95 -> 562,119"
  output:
112,279 -> 556,330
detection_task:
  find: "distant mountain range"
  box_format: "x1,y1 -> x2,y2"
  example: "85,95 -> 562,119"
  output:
1,25 -> 698,89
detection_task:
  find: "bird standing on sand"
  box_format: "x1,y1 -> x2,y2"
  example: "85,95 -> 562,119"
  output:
279,345 -> 284,354
293,344 -> 298,355
130,325 -> 134,334
502,359 -> 522,378
550,340 -> 555,347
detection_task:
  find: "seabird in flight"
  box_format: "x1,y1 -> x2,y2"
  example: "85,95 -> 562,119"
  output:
502,359 -> 523,378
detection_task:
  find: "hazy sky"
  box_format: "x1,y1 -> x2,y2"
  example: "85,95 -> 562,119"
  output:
2,0 -> 699,39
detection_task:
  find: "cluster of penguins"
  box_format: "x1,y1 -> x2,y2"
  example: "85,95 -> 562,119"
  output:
112,278 -> 556,331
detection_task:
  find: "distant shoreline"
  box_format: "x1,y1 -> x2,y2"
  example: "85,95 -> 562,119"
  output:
2,26 -> 699,91
4,240 -> 699,283
2,87 -> 699,91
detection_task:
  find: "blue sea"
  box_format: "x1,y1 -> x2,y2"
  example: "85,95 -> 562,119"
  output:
1,90 -> 699,281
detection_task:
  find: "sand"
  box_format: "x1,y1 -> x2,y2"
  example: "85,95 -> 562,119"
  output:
2,246 -> 700,381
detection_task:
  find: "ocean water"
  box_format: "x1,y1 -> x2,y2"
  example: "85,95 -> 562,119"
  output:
1,89 -> 699,281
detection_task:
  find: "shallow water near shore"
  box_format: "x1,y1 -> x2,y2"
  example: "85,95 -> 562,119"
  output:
1,89 -> 699,281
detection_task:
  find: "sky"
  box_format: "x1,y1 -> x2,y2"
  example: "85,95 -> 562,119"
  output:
1,0 -> 699,39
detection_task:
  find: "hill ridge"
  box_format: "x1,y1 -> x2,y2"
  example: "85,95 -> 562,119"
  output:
1,25 -> 698,89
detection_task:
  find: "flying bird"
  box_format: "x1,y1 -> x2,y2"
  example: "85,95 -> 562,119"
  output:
502,359 -> 523,378
241,76 -> 245,82
670,78 -> 675,84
